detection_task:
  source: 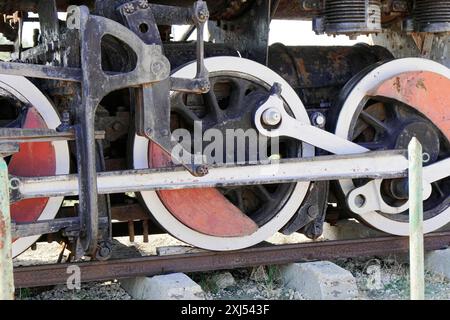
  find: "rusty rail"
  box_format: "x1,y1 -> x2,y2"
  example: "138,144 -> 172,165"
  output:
13,232 -> 450,288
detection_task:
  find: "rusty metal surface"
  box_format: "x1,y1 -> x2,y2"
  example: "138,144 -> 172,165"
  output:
414,0 -> 450,33
371,71 -> 450,138
0,0 -> 416,22
0,1 -> 94,13
318,0 -> 382,36
110,204 -> 148,221
273,0 -> 322,19
372,22 -> 450,68
0,0 -> 327,20
13,232 -> 450,288
268,43 -> 393,107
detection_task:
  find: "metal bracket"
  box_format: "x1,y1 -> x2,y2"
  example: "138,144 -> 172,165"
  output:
11,217 -> 109,239
281,180 -> 329,238
118,0 -> 210,177
65,5 -> 170,255
346,158 -> 450,215
209,0 -> 270,65
254,83 -> 368,155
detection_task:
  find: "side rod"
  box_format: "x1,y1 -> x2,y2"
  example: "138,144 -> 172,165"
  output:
11,150 -> 409,201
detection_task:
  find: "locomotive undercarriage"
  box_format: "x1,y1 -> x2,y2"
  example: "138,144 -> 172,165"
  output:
0,0 -> 449,260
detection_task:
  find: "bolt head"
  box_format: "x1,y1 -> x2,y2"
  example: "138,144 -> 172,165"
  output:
312,112 -> 326,127
195,165 -> 209,176
123,3 -> 134,14
139,0 -> 149,9
99,246 -> 111,257
262,108 -> 282,126
145,128 -> 153,137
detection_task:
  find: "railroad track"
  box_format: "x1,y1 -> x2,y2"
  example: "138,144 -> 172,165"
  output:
14,232 -> 450,288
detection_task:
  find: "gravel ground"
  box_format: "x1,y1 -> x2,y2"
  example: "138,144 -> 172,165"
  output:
17,281 -> 131,300
336,257 -> 450,300
12,232 -> 450,300
190,258 -> 450,300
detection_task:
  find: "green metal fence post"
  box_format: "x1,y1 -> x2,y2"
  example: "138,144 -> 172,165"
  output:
409,137 -> 425,300
0,156 -> 13,300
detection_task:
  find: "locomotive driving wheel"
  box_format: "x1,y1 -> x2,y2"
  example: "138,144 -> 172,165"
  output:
0,75 -> 70,257
133,57 -> 313,251
334,58 -> 450,235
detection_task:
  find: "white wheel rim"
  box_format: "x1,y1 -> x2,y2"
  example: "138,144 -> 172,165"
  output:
133,57 -> 313,250
335,58 -> 450,235
0,75 -> 70,257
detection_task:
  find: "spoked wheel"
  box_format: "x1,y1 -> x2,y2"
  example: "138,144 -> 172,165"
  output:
0,76 -> 70,257
334,58 -> 450,235
133,57 -> 313,251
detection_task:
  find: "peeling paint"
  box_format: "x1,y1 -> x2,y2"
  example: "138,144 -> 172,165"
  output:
394,76 -> 401,93
416,78 -> 427,91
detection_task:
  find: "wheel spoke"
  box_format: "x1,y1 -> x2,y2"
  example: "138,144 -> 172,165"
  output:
173,104 -> 201,124
171,95 -> 201,124
352,122 -> 369,141
228,78 -> 249,110
386,104 -> 405,121
203,89 -> 223,122
360,111 -> 391,133
433,182 -> 445,198
4,107 -> 28,128
1,119 -> 20,128
252,185 -> 274,202
233,189 -> 245,211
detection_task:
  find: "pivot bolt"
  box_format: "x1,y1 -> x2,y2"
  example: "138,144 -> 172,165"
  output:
311,112 -> 326,127
123,3 -> 135,14
95,241 -> 112,261
262,108 -> 282,126
145,128 -> 153,137
62,111 -> 71,125
195,165 -> 209,176
198,10 -> 209,21
138,0 -> 149,9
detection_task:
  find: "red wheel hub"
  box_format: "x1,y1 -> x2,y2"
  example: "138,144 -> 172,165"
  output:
371,71 -> 450,139
9,108 -> 56,227
148,142 -> 258,237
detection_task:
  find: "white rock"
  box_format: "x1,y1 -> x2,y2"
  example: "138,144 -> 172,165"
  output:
210,272 -> 236,289
120,273 -> 205,300
322,219 -> 386,241
281,261 -> 358,300
425,249 -> 450,280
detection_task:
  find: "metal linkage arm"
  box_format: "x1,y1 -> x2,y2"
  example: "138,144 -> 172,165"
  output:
10,150 -> 409,201
0,128 -> 105,142
0,62 -> 82,82
118,0 -> 210,177
254,84 -> 450,216
152,0 -> 210,94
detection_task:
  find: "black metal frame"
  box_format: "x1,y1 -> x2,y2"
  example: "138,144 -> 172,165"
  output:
0,1 -> 216,258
